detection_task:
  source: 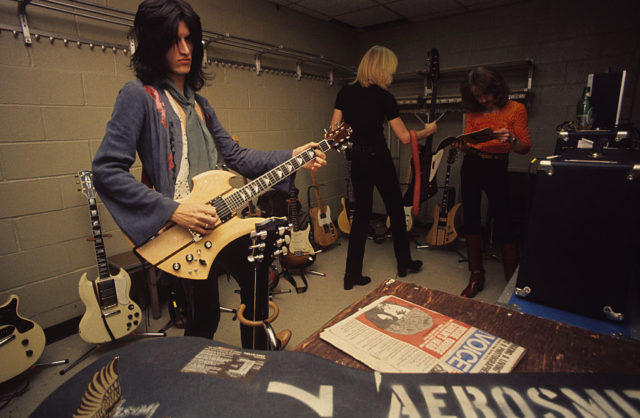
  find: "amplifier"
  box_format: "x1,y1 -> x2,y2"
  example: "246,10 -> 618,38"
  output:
516,149 -> 640,321
554,130 -> 630,154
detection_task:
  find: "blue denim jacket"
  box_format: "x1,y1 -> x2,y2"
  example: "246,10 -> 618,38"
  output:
92,80 -> 292,246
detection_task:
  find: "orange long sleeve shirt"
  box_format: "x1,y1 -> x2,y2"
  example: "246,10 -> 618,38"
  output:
464,100 -> 531,154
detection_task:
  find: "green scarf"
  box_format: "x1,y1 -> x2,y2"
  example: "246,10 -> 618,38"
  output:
164,80 -> 218,184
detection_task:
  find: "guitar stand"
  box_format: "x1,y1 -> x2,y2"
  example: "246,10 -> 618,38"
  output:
33,359 -> 69,370
236,301 -> 284,351
416,242 -> 467,261
60,331 -> 166,376
281,267 -> 308,294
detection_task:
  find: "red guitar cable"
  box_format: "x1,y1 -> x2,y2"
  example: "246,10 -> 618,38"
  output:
409,129 -> 420,217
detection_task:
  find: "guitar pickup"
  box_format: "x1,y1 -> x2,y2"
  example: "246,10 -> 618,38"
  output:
103,310 -> 122,318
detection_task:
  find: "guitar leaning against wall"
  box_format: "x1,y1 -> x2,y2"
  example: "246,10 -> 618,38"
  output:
0,295 -> 46,383
77,170 -> 142,344
337,150 -> 356,235
309,171 -> 338,248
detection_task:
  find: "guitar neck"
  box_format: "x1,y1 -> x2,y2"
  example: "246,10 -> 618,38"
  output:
212,139 -> 330,222
311,172 -> 325,209
440,165 -> 452,215
288,190 -> 300,232
88,198 -> 111,280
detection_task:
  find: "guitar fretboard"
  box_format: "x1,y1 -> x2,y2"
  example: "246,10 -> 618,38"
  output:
88,196 -> 117,309
89,198 -> 111,281
440,165 -> 452,216
211,139 -> 331,222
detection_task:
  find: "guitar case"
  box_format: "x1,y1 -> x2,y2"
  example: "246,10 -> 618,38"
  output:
515,148 -> 640,322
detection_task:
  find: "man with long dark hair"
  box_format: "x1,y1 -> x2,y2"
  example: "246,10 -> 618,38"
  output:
92,0 -> 325,348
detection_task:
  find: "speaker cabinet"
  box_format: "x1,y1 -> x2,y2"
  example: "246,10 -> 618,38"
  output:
516,149 -> 640,321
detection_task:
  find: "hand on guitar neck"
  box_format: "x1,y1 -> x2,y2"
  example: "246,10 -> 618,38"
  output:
309,171 -> 338,248
134,123 -> 352,281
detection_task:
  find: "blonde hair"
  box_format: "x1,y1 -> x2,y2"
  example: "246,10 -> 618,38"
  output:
353,45 -> 398,88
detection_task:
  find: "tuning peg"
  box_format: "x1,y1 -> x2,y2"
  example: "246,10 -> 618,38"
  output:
250,229 -> 268,240
273,247 -> 288,256
249,242 -> 266,251
247,254 -> 264,264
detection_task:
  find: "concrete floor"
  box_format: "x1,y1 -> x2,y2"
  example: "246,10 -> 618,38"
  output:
2,227 -> 511,417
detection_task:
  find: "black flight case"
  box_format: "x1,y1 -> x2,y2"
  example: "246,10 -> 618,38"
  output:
515,147 -> 640,322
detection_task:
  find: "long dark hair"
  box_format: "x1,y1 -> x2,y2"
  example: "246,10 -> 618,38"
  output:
132,0 -> 207,91
460,66 -> 510,113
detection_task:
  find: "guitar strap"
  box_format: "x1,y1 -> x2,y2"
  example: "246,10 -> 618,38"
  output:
409,130 -> 421,217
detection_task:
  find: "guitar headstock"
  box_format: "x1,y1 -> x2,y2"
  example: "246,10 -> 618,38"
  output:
77,170 -> 96,200
427,48 -> 440,83
447,147 -> 458,164
248,217 -> 290,265
324,122 -> 352,152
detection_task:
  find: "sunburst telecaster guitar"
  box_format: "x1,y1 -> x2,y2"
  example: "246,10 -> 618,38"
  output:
0,295 -> 45,383
77,171 -> 142,344
133,123 -> 351,280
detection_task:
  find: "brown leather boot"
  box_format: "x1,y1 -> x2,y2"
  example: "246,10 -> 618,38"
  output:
501,241 -> 520,281
276,329 -> 292,350
460,234 -> 485,298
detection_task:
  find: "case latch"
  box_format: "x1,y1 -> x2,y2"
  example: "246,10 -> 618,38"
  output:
626,164 -> 640,181
539,160 -> 554,176
514,286 -> 531,297
603,305 -> 624,322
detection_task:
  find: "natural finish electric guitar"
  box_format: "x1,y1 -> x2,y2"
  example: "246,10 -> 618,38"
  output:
77,171 -> 142,344
337,150 -> 356,235
232,135 -> 262,218
133,123 -> 351,280
309,171 -> 338,248
425,148 -> 461,247
0,295 -> 45,383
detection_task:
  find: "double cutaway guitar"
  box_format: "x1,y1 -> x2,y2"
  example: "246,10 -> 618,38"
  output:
133,123 -> 352,280
77,171 -> 142,344
425,148 -> 461,247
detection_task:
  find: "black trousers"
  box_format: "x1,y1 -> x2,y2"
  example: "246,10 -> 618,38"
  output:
346,145 -> 411,276
460,153 -> 516,242
181,235 -> 270,349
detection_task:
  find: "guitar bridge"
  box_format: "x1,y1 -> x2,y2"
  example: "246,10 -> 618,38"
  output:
189,229 -> 203,242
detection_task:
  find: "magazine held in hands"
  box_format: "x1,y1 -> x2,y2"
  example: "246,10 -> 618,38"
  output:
320,295 -> 525,373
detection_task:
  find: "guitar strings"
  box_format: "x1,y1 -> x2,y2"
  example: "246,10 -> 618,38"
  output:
216,140 -> 331,217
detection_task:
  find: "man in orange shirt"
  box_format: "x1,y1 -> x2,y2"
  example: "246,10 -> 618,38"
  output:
453,66 -> 531,298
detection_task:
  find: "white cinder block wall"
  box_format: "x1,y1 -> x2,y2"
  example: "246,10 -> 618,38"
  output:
357,0 -> 639,222
0,0 -> 638,329
0,0 -> 356,327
